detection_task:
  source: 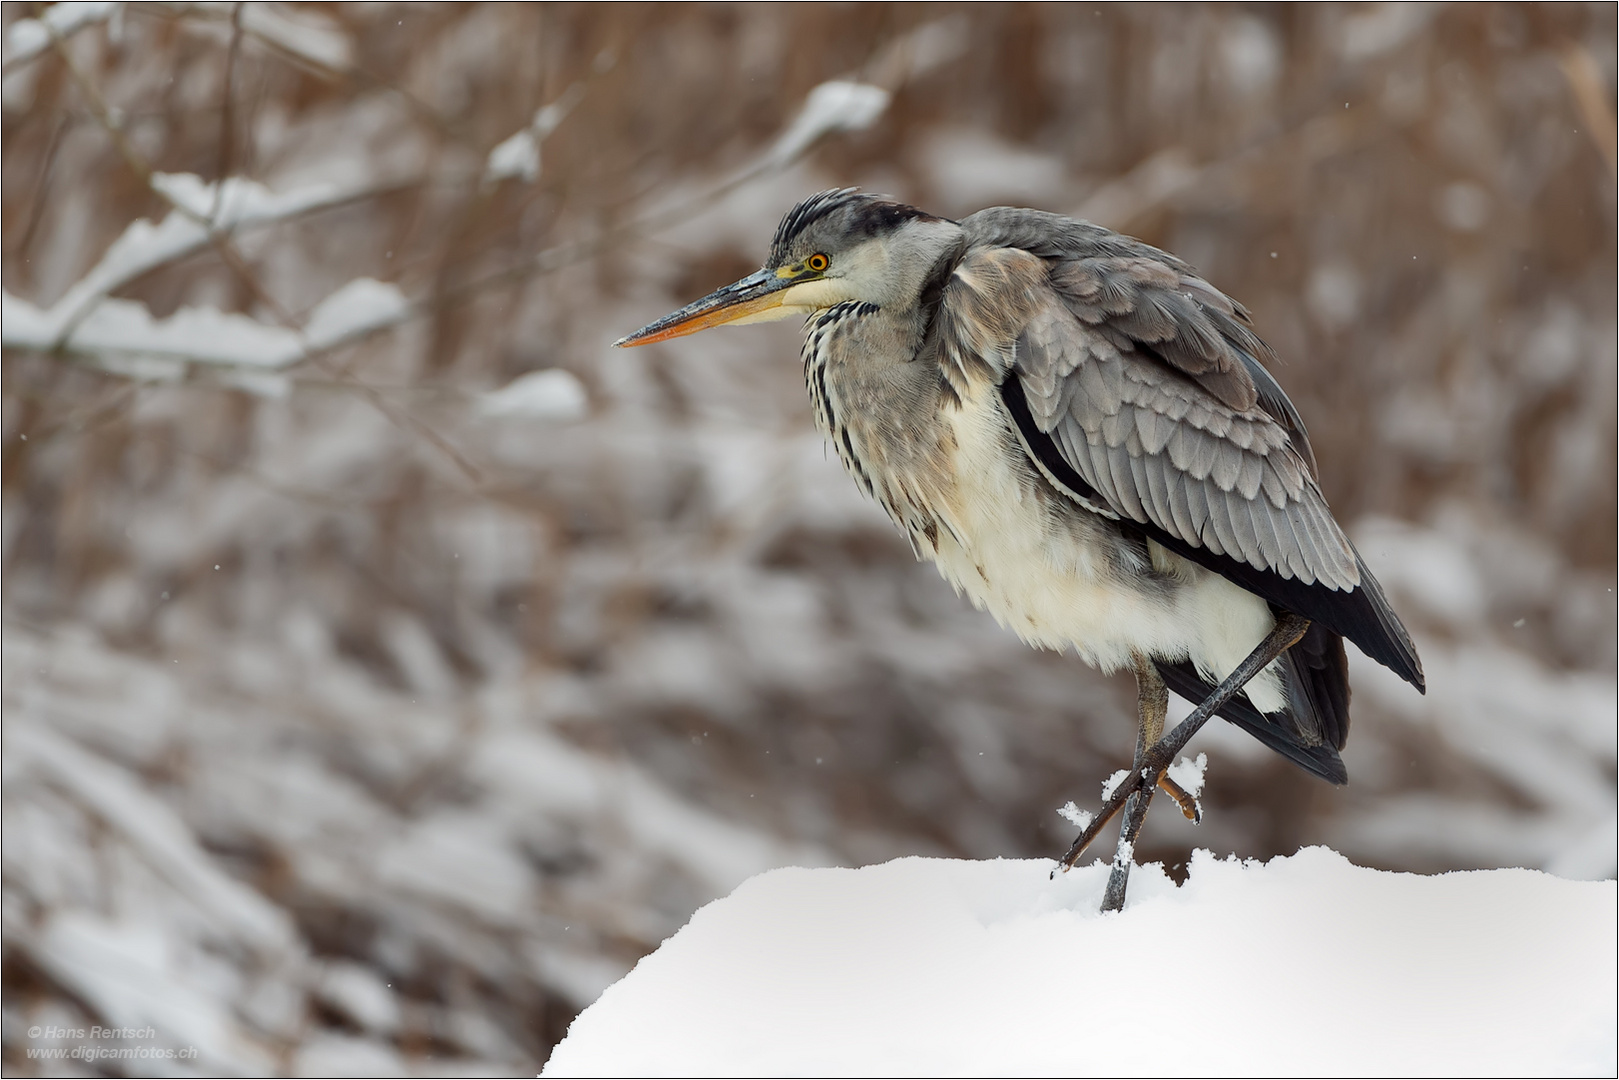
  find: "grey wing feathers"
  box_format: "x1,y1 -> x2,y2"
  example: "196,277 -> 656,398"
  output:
946,209 -> 1423,691
1005,296 -> 1360,591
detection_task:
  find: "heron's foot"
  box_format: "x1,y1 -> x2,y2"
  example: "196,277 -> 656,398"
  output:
1053,779 -> 1126,875
1157,772 -> 1202,824
1052,755 -> 1172,876
1090,765 -> 1203,908
1053,613 -> 1309,880
1051,747 -> 1196,876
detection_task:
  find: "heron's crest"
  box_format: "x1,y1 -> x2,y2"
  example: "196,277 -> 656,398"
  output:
770,189 -> 870,259
768,189 -> 944,267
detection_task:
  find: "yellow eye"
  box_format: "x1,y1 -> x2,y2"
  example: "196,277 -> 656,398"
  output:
807,253 -> 829,272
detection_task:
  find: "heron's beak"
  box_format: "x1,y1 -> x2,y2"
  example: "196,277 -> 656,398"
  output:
614,269 -> 799,347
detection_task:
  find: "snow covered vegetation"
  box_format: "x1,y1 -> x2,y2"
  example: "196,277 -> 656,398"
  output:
544,850 -> 1617,1076
2,5 -> 1614,1074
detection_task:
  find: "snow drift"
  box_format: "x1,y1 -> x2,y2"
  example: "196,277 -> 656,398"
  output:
545,848 -> 1616,1077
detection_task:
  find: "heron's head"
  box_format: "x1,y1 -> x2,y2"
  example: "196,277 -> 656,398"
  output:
615,189 -> 962,347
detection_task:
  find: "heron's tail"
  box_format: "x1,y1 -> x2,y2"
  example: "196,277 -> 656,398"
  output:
1153,620 -> 1350,785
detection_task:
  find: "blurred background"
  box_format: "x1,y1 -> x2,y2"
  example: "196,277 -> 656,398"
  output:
2,3 -> 1614,1074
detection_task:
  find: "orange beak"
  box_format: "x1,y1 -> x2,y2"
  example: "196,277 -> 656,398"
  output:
614,269 -> 794,347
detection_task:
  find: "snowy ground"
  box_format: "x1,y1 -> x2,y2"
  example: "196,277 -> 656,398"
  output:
545,849 -> 1617,1078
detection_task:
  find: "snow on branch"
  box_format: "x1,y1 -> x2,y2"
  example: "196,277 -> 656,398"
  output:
3,1 -> 119,66
477,370 -> 590,421
1167,752 -> 1208,799
485,84 -> 587,185
1056,801 -> 1093,832
150,172 -> 356,230
303,279 -> 412,352
760,19 -> 970,170
237,2 -> 352,71
0,173 -> 412,391
767,80 -> 890,167
1099,768 -> 1130,801
7,2 -> 352,73
3,173 -> 367,353
142,1 -> 352,72
5,294 -> 298,380
3,277 -> 410,393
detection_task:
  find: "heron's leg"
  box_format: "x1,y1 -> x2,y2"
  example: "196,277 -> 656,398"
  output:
1131,651 -> 1169,759
1100,656 -> 1169,911
1056,612 -> 1311,878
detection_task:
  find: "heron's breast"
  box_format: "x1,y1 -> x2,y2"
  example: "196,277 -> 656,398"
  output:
915,393 -> 1145,665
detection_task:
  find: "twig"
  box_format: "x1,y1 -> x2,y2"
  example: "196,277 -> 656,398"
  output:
5,378 -> 142,450
137,1 -> 460,142
6,111 -> 68,260
1560,44 -> 1618,178
208,3 -> 245,225
40,11 -> 155,188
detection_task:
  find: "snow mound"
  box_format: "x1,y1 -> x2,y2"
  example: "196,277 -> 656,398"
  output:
545,848 -> 1615,1077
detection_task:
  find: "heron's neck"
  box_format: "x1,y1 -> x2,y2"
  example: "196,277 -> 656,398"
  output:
876,218 -> 967,313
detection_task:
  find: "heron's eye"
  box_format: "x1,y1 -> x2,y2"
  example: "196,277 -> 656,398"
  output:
806,253 -> 829,272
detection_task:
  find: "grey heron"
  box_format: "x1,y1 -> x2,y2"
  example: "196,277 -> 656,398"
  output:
617,190 -> 1424,909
